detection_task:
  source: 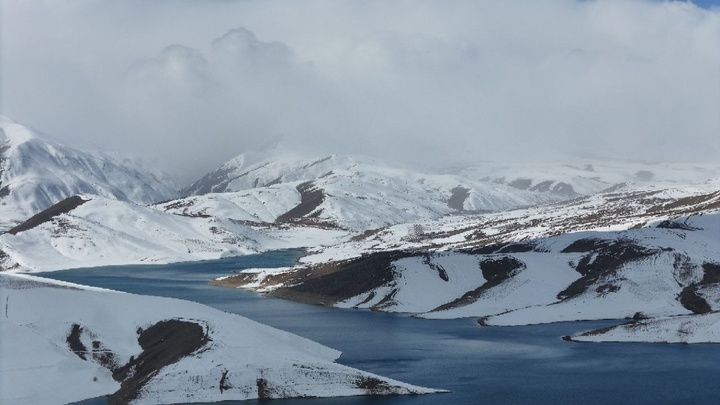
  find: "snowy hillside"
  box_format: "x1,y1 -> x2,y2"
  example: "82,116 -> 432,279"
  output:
570,312 -> 720,344
0,116 -> 177,230
221,181 -> 720,327
184,148 -> 720,198
0,272 -> 440,405
178,152 -> 596,231
0,195 -> 349,273
179,148 -> 720,232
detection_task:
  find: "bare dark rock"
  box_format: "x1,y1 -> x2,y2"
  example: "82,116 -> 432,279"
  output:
67,324 -> 88,360
423,254 -> 449,281
219,369 -> 231,393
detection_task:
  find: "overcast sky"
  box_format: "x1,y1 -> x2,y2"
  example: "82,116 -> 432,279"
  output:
2,0 -> 719,183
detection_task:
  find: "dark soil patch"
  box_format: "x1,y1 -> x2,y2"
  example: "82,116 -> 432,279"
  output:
276,182 -> 325,223
109,319 -> 209,405
7,195 -> 87,235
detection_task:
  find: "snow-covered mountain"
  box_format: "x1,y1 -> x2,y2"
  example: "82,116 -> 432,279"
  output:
179,149 -> 720,232
179,152 -> 576,230
219,180 -> 720,328
0,116 -> 178,230
0,272 -> 440,405
0,195 -> 349,272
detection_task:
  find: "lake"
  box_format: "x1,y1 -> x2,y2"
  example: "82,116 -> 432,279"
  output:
38,249 -> 720,404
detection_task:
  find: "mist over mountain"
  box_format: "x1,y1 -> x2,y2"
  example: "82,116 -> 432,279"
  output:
3,0 -> 719,183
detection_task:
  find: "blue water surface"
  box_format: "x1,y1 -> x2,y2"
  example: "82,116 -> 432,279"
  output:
38,250 -> 720,405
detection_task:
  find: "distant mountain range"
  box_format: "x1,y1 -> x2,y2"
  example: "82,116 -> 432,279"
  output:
2,115 -> 720,345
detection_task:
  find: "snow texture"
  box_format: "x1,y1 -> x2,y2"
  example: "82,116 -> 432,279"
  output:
0,273 -> 441,405
0,116 -> 177,230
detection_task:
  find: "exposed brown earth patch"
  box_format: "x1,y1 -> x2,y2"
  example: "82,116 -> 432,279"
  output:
431,255 -> 525,312
355,376 -> 395,395
276,182 -> 325,223
557,238 -> 659,301
108,319 -> 209,405
214,251 -> 418,307
7,195 -> 88,235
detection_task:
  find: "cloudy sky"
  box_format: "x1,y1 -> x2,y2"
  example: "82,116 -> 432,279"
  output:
2,0 -> 719,183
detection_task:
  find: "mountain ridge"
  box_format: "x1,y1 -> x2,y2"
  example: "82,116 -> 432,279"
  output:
0,116 -> 178,230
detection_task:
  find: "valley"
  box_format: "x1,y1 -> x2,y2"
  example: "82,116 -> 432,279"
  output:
1,116 -> 720,405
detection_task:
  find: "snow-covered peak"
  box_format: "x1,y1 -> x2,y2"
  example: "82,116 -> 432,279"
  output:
181,149 -> 367,195
0,115 -> 38,147
0,117 -> 179,229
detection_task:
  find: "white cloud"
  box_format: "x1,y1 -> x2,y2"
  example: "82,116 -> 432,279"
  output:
2,0 -> 719,183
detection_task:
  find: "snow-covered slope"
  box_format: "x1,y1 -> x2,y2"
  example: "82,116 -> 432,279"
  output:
222,180 -> 720,326
178,152 -> 596,231
569,312 -> 720,344
0,195 -> 349,273
0,116 -> 178,230
184,148 -> 720,198
180,149 -> 720,232
0,273 -> 440,405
